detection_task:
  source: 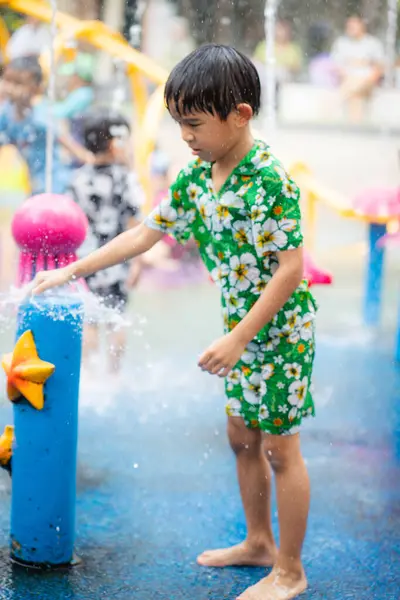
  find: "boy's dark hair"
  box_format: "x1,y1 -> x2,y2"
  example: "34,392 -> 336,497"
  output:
83,109 -> 131,154
7,56 -> 43,85
165,44 -> 261,121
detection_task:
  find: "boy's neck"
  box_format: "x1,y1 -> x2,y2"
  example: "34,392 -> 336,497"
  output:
213,130 -> 254,174
93,152 -> 115,165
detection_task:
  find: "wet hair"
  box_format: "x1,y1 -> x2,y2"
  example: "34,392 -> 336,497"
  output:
83,109 -> 131,154
165,43 -> 261,121
7,56 -> 43,85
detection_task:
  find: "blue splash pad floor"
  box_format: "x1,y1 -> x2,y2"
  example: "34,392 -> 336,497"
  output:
0,339 -> 399,599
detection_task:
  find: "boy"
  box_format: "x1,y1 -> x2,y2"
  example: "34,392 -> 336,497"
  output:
0,56 -> 92,195
56,53 -> 95,164
69,109 -> 144,374
32,44 -> 317,600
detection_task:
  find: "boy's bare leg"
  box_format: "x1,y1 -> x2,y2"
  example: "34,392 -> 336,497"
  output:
82,324 -> 99,366
197,417 -> 277,567
237,433 -> 309,600
107,327 -> 126,374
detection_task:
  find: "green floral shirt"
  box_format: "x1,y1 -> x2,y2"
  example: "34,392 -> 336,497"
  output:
146,140 -> 316,347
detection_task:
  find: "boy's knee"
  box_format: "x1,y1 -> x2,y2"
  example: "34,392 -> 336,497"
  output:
227,418 -> 261,456
264,434 -> 300,474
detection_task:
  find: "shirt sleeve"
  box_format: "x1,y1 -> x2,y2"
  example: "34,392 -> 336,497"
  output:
52,88 -> 94,120
250,163 -> 304,257
144,168 -> 196,244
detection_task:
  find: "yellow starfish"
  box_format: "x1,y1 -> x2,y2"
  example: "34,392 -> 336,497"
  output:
0,425 -> 14,468
1,331 -> 55,410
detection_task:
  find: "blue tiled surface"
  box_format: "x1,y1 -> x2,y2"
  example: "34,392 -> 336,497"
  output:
0,339 -> 399,599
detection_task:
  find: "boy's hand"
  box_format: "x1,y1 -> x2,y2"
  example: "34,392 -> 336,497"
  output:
198,332 -> 246,378
31,267 -> 73,296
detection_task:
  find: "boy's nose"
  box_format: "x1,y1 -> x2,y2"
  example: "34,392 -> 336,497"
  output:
181,128 -> 195,144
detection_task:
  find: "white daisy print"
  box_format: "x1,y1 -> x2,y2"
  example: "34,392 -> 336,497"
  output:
225,288 -> 247,317
220,191 -> 245,209
212,203 -> 234,232
253,219 -> 290,253
226,398 -> 242,416
288,377 -> 308,409
251,147 -> 274,169
232,220 -> 252,247
242,373 -> 266,405
259,405 -> 270,420
284,363 -> 302,380
250,203 -> 268,223
151,203 -> 179,232
226,368 -> 242,391
229,253 -> 260,291
187,183 -> 203,202
262,363 -> 275,380
299,313 -> 315,341
210,263 -> 230,287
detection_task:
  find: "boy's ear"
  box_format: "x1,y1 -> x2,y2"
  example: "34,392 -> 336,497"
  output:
235,103 -> 253,127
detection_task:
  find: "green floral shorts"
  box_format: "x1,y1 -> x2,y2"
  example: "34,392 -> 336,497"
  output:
225,321 -> 316,436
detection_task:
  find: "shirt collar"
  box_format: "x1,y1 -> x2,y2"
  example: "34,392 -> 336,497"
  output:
195,139 -> 268,177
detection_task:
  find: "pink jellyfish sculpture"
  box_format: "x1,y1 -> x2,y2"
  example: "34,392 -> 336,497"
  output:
12,194 -> 88,286
303,250 -> 333,287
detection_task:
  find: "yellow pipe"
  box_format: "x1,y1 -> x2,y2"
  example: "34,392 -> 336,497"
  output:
290,161 -> 398,251
128,68 -> 148,126
0,15 -> 10,59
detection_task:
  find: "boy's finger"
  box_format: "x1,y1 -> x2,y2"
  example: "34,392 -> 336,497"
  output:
219,366 -> 231,378
198,352 -> 211,368
31,282 -> 46,296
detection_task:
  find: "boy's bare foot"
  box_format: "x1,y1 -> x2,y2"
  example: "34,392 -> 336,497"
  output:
197,541 -> 277,568
236,567 -> 307,599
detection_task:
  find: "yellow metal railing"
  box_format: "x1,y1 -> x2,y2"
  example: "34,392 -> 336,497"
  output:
290,162 -> 400,250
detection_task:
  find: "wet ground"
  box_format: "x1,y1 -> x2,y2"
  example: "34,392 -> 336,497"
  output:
0,256 -> 399,599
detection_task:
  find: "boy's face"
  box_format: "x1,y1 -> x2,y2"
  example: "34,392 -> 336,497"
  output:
2,67 -> 40,108
169,105 -> 249,164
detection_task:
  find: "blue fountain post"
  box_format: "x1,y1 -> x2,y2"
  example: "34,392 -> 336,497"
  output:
10,296 -> 83,567
1,193 -> 88,568
363,222 -> 387,326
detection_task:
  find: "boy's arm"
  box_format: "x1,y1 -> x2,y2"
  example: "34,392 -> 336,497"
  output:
125,216 -> 144,288
58,133 -> 94,165
32,167 -> 193,295
199,165 -> 305,377
198,249 -> 303,376
31,224 -> 163,295
228,249 -> 303,347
